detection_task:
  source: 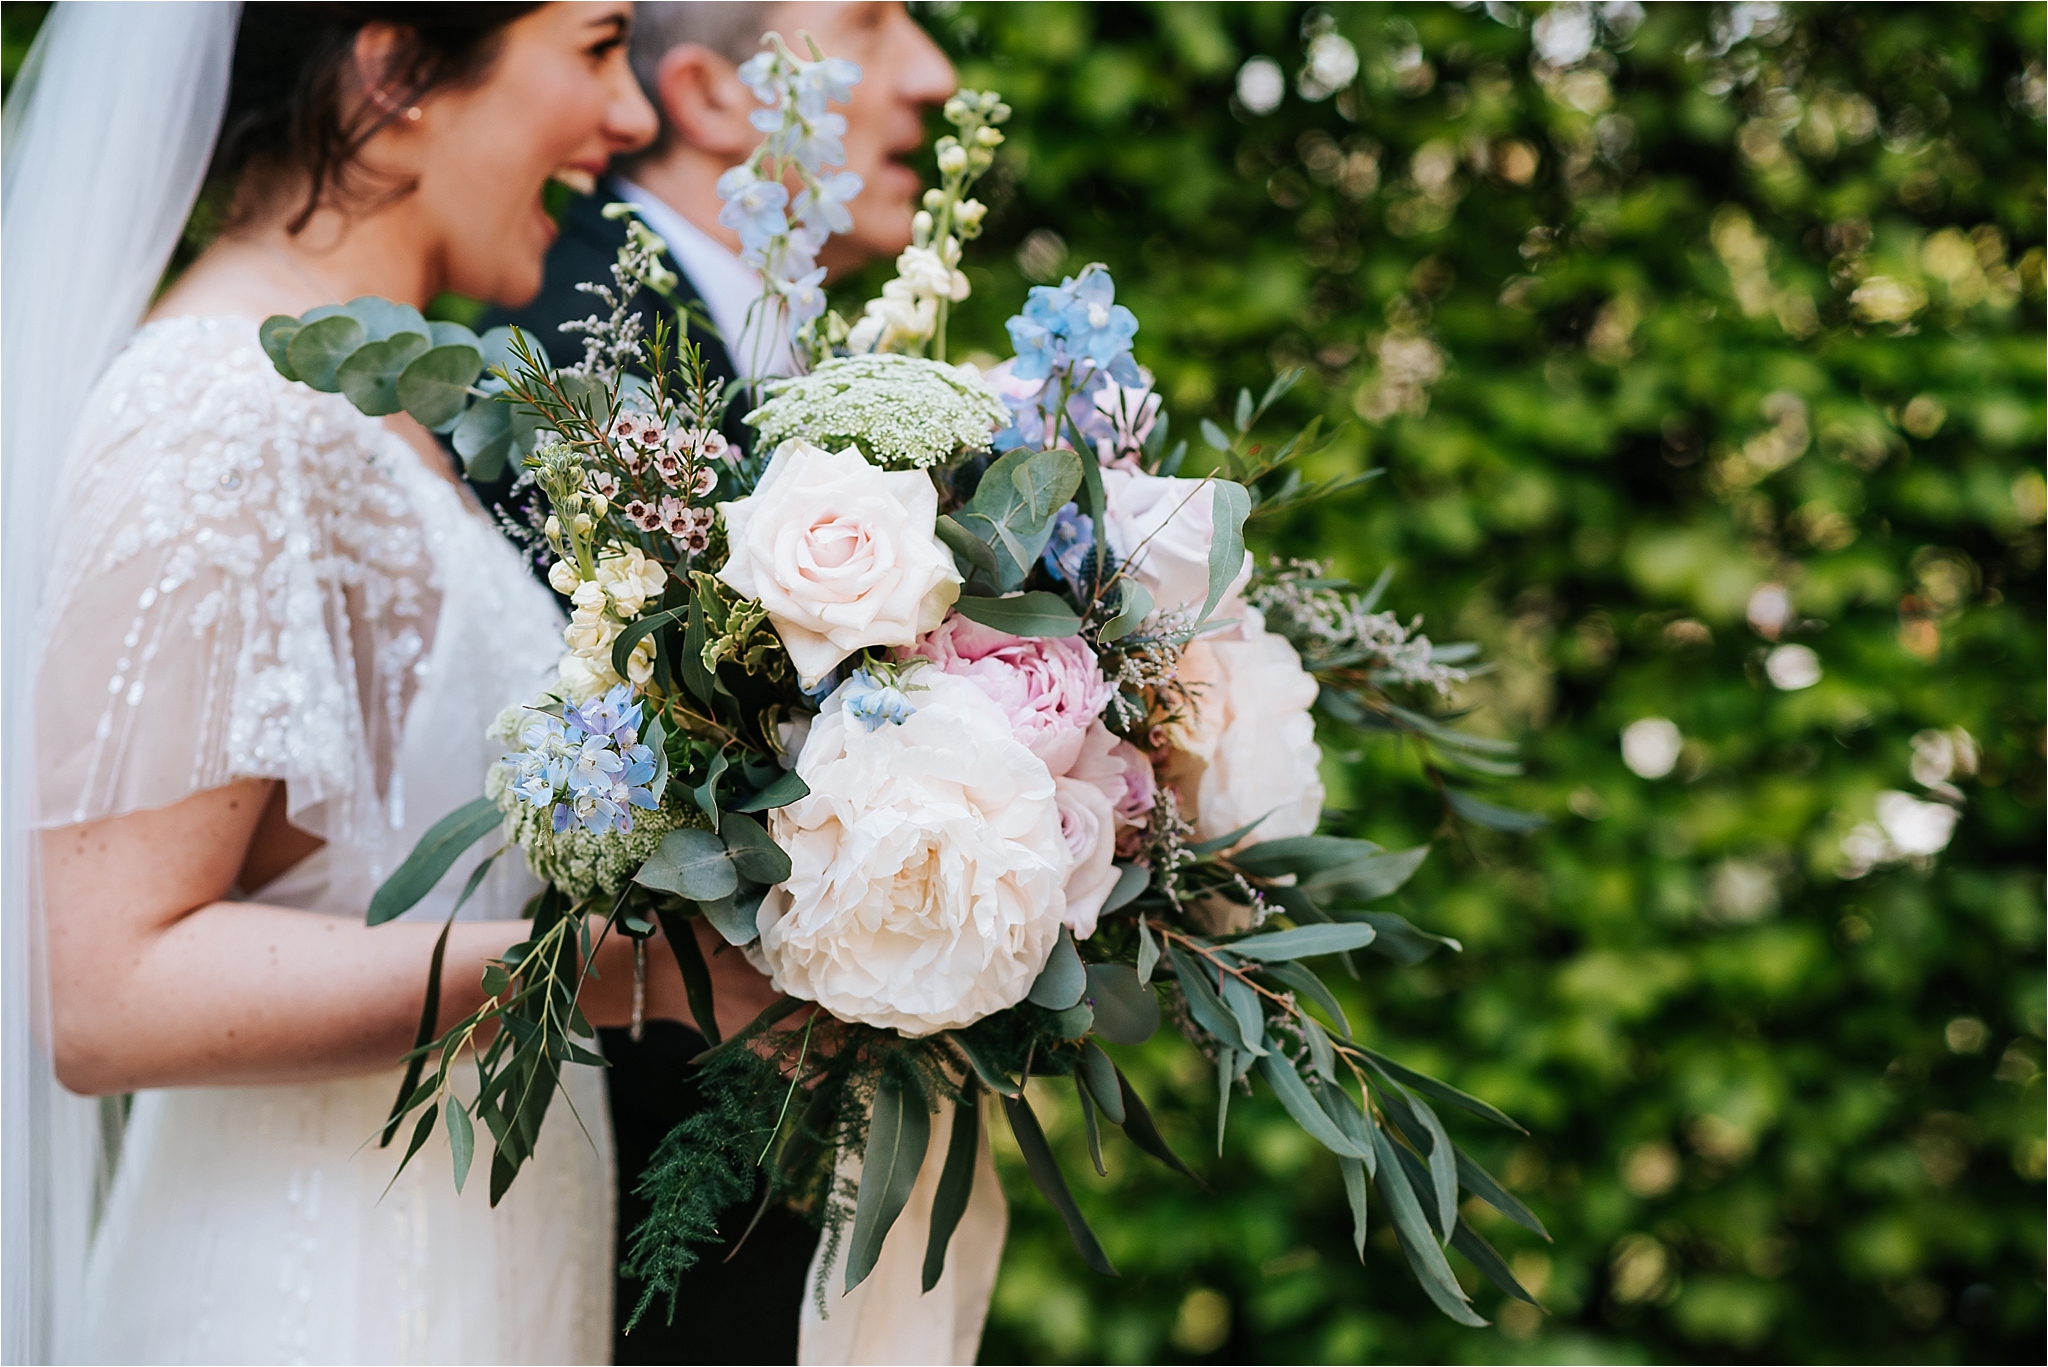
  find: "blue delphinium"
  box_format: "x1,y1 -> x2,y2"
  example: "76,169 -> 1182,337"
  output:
995,265 -> 1143,452
1041,502 -> 1095,585
839,666 -> 920,732
506,684 -> 660,835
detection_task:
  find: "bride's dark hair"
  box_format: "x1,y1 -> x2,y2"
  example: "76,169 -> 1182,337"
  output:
210,3 -> 543,231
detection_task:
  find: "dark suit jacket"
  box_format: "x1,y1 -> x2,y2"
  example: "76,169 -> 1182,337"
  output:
479,187 -> 815,1366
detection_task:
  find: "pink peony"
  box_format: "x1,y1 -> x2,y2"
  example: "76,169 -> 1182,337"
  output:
1067,720 -> 1157,828
906,614 -> 1114,776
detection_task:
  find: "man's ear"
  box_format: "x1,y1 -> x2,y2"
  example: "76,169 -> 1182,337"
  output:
656,44 -> 759,158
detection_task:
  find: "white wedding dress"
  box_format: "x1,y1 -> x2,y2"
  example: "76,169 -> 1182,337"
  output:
31,316 -> 615,1365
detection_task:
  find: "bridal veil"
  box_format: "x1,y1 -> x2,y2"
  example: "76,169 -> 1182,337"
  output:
2,5 -> 238,1360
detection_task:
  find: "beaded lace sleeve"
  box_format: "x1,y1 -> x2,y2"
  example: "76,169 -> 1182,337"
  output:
33,316 -> 441,847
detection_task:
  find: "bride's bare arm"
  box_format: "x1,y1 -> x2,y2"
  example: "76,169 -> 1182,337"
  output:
42,777 -> 693,1095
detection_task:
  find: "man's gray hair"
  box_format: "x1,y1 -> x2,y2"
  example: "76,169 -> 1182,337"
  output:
630,2 -> 773,97
621,3 -> 773,167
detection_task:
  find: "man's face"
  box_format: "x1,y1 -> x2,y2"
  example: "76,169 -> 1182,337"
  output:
768,2 -> 957,270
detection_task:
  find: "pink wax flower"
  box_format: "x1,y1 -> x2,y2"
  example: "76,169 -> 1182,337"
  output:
906,614 -> 1114,776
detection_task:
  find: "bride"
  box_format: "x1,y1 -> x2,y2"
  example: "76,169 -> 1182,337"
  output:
3,3 -> 685,1362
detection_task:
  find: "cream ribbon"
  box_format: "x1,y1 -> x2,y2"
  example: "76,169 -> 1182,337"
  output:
798,1093 -> 1009,1366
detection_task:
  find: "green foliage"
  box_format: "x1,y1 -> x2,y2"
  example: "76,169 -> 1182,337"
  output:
873,3 -> 2046,1361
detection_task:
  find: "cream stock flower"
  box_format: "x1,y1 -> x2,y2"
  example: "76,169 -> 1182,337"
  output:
718,441 -> 960,688
595,545 -> 667,616
1164,604 -> 1324,848
1100,468 -> 1253,619
757,672 -> 1068,1034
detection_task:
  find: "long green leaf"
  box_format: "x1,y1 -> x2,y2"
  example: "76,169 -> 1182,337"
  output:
1098,579 -> 1152,642
1372,1123 -> 1485,1325
845,1075 -> 931,1291
921,1088 -> 981,1293
1199,480 -> 1252,624
1135,915 -> 1160,985
1218,971 -> 1269,1056
1344,911 -> 1463,965
1075,1074 -> 1106,1176
610,605 -> 688,688
1357,1046 -> 1524,1132
1229,834 -> 1384,878
1258,959 -> 1352,1039
1338,1156 -> 1369,1258
1451,1217 -> 1540,1306
1076,1040 -> 1126,1124
368,797 -> 502,926
1226,923 -> 1379,961
446,1096 -> 475,1193
653,905 -> 719,1046
1113,1066 -> 1200,1182
1002,1093 -> 1117,1276
1256,1050 -> 1369,1159
1455,1148 -> 1550,1239
1442,786 -> 1550,833
953,590 -> 1084,638
949,1031 -> 1023,1098
1167,943 -> 1247,1053
1304,846 -> 1431,903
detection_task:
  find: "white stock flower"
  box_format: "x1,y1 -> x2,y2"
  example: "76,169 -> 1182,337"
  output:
757,672 -> 1068,1034
717,440 -> 961,688
1163,604 -> 1323,847
1100,468 -> 1253,619
1053,774 -> 1119,940
594,545 -> 667,616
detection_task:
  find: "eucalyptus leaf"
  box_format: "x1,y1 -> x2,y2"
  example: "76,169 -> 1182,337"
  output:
1135,914 -> 1160,985
1372,1125 -> 1486,1325
845,1075 -> 930,1291
732,768 -> 810,813
1002,1093 -> 1117,1275
1343,911 -> 1463,964
1229,834 -> 1384,878
950,1031 -> 1022,1098
338,295 -> 428,341
1199,480 -> 1252,625
934,513 -> 1000,586
719,812 -> 791,884
446,1097 -> 475,1193
693,888 -> 761,947
1102,861 -> 1149,916
1338,1155 -> 1370,1259
1199,416 -> 1234,452
634,827 -> 738,902
259,315 -> 302,378
1452,1217 -> 1541,1306
1257,959 -> 1352,1039
1214,1046 -> 1235,1155
1047,1000 -> 1094,1038
1356,1045 -> 1523,1132
1114,1066 -> 1200,1181
1218,971 -> 1269,1056
953,591 -> 1083,638
368,797 -> 502,926
1098,579 -> 1152,643
1305,846 -> 1431,902
1026,925 -> 1086,1009
921,1090 -> 981,1293
396,342 -> 485,428
1455,1147 -> 1551,1238
452,395 -> 515,481
1077,1040 -> 1126,1124
956,446 -> 1083,590
1225,922 -> 1379,961
1084,963 -> 1159,1045
1256,1050 -> 1370,1159
1075,1074 -> 1106,1176
286,313 -> 366,392
1443,787 -> 1550,833
1166,943 -> 1247,1053
336,331 -> 430,416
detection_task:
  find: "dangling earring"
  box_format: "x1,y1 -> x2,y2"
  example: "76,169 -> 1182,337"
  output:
404,106 -> 422,122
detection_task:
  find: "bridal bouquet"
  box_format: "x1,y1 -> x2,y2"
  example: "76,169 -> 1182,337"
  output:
260,40 -> 1547,1330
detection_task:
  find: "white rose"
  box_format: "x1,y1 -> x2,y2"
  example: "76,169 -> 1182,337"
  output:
1100,468 -> 1253,619
718,440 -> 961,688
595,545 -> 667,617
757,672 -> 1068,1035
1165,603 -> 1323,847
1053,775 -> 1118,940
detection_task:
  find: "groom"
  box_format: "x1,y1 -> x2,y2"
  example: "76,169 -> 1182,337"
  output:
476,5 -> 954,1362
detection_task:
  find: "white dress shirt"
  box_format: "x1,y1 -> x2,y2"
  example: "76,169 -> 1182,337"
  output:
613,176 -> 795,379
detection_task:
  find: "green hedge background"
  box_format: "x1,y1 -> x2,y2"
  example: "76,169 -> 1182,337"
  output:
5,3 -> 2040,1362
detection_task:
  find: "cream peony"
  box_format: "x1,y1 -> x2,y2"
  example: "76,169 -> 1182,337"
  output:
1164,604 -> 1324,848
756,672 -> 1068,1034
718,440 -> 961,688
1100,467 -> 1252,619
1053,775 -> 1119,940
